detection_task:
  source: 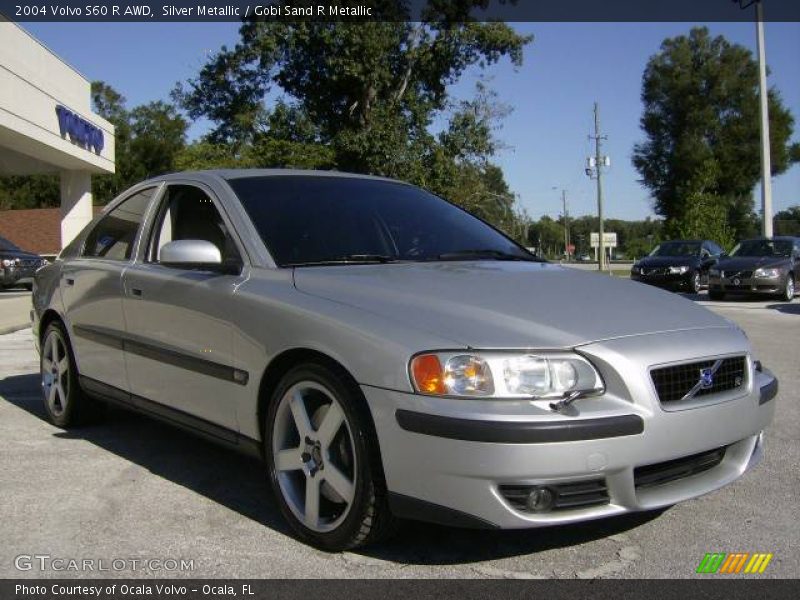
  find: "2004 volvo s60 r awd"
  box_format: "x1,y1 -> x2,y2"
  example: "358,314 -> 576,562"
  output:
32,170 -> 778,551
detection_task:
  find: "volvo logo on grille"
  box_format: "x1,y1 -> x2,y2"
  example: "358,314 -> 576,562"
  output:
699,368 -> 715,389
681,359 -> 724,401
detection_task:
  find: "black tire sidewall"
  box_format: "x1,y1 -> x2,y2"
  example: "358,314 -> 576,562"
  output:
41,322 -> 81,428
264,362 -> 379,551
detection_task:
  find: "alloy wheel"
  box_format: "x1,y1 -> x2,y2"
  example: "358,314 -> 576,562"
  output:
787,276 -> 795,300
271,381 -> 357,533
41,329 -> 70,417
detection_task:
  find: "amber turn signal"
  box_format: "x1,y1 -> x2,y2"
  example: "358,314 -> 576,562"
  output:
410,354 -> 446,394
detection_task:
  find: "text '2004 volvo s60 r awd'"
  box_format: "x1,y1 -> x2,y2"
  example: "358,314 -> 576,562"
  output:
32,170 -> 778,551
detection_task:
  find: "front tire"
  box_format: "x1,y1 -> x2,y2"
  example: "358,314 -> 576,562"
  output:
264,362 -> 395,551
780,274 -> 795,302
40,321 -> 100,427
688,271 -> 701,294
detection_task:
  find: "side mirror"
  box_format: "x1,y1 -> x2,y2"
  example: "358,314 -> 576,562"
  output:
160,239 -> 222,269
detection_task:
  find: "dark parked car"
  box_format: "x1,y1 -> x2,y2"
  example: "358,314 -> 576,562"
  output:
631,240 -> 723,293
708,237 -> 799,302
1,236 -> 47,291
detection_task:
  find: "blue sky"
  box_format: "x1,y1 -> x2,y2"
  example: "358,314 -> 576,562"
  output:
23,21 -> 800,221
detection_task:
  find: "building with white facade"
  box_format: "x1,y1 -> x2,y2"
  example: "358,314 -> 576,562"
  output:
0,16 -> 115,248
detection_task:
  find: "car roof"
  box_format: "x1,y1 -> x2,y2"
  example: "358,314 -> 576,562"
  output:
146,168 -> 406,186
739,237 -> 799,242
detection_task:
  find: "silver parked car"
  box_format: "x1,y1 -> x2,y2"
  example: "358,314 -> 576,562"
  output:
32,170 -> 778,551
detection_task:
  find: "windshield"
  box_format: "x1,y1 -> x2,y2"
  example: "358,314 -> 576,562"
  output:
229,176 -> 536,267
649,241 -> 701,257
0,236 -> 20,252
730,239 -> 793,258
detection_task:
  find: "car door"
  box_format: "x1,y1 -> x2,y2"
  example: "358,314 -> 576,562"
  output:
121,183 -> 248,433
61,187 -> 158,392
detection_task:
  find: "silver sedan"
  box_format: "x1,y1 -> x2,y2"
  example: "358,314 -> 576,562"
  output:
32,170 -> 778,551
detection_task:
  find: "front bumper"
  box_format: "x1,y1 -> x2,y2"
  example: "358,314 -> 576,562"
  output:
1,266 -> 36,287
631,270 -> 695,289
709,274 -> 784,295
363,333 -> 776,529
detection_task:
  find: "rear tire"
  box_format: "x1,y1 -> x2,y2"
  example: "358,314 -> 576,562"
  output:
709,290 -> 725,301
264,361 -> 396,551
40,321 -> 102,427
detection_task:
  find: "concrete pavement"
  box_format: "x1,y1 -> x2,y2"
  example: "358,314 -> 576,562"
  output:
0,290 -> 31,335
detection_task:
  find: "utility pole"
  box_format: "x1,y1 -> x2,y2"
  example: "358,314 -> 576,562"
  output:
733,0 -> 773,236
755,0 -> 773,236
586,102 -> 609,272
562,189 -> 570,260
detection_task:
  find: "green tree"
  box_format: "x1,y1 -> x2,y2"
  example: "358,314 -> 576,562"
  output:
174,6 -> 532,230
774,205 -> 800,236
633,27 -> 799,239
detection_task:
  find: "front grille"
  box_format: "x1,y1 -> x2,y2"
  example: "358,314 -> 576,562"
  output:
721,270 -> 752,279
651,356 -> 746,403
499,479 -> 609,512
16,259 -> 40,268
644,267 -> 667,276
634,447 -> 726,489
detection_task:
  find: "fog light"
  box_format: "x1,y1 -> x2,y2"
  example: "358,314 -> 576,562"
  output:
525,486 -> 555,512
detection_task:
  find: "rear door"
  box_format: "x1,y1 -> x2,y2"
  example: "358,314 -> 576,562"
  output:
121,183 -> 248,432
61,187 -> 159,392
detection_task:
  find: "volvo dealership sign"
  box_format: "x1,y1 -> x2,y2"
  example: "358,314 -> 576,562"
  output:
55,105 -> 104,154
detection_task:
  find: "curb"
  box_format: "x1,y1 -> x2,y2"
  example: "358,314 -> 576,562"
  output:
0,323 -> 31,336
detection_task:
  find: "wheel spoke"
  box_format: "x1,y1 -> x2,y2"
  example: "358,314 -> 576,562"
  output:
316,402 -> 344,447
47,381 -> 57,408
51,340 -> 59,365
42,358 -> 53,373
276,447 -> 303,472
57,357 -> 69,375
304,477 -> 320,528
289,391 -> 313,438
324,463 -> 355,503
56,382 -> 66,409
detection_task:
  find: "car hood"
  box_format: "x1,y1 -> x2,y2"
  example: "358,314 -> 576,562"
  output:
636,256 -> 699,268
0,250 -> 41,261
718,256 -> 788,271
293,261 -> 731,348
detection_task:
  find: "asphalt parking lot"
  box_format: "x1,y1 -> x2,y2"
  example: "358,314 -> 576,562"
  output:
0,291 -> 797,579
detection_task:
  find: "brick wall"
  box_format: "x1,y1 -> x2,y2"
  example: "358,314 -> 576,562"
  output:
0,207 -> 102,255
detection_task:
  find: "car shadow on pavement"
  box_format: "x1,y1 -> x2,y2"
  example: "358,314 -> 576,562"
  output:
766,302 -> 800,315
1,372 -> 666,563
0,373 -> 291,538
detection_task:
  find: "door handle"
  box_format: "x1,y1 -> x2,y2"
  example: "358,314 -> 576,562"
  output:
130,288 -> 143,297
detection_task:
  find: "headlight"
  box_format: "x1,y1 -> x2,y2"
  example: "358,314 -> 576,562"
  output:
668,266 -> 690,274
754,267 -> 780,278
410,351 -> 604,399
1,259 -> 12,268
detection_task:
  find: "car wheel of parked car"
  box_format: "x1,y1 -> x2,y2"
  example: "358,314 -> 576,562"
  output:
265,362 -> 396,551
780,275 -> 795,302
689,271 -> 701,294
708,290 -> 725,301
40,321 -> 100,428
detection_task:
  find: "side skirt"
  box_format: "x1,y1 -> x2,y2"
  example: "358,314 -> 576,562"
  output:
79,375 -> 263,459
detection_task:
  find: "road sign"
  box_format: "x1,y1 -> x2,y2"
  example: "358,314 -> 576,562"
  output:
566,244 -> 576,254
590,232 -> 617,248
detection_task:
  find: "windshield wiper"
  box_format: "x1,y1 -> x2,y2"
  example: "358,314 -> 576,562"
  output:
435,249 -> 541,262
285,254 -> 397,267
